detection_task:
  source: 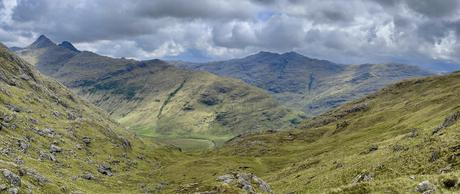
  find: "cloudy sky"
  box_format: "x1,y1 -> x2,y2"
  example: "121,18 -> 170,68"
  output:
1,0 -> 460,70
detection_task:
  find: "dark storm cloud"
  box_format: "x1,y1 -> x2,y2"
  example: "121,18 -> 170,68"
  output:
250,0 -> 277,5
11,0 -> 48,22
257,15 -> 305,49
8,0 -> 259,43
405,0 -> 459,18
373,0 -> 399,7
416,21 -> 450,43
305,7 -> 354,25
135,0 -> 257,20
0,0 -> 459,69
373,0 -> 460,18
9,0 -> 165,42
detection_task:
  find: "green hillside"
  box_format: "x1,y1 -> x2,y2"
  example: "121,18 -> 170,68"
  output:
158,71 -> 460,193
76,60 -> 300,144
0,43 -> 189,193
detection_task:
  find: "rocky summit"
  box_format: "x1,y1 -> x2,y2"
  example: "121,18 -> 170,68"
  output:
58,41 -> 80,52
26,35 -> 55,49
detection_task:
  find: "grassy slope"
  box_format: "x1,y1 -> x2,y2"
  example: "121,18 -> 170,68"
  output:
73,60 -> 301,142
0,44 -> 190,193
159,72 -> 460,193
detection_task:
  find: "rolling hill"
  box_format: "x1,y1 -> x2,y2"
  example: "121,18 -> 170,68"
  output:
175,51 -> 432,116
15,36 -> 301,146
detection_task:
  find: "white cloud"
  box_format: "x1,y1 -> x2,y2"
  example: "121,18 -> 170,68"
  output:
432,31 -> 458,61
0,0 -> 17,25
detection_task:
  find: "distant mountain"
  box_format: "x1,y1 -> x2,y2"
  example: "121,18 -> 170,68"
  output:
27,34 -> 56,49
174,52 -> 432,116
15,35 -> 80,75
16,36 -> 301,144
58,41 -> 80,52
8,46 -> 23,52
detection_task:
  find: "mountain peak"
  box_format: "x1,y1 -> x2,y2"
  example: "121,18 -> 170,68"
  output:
243,51 -> 279,60
251,51 -> 308,59
281,51 -> 311,59
281,51 -> 301,56
58,41 -> 80,52
246,51 -> 313,62
255,51 -> 280,57
28,35 -> 55,49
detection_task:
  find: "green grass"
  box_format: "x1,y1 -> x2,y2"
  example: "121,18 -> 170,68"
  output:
132,126 -> 232,152
133,127 -> 161,137
152,137 -> 215,152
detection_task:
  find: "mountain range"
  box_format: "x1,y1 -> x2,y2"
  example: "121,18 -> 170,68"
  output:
14,35 -> 301,147
175,51 -> 432,116
3,36 -> 460,193
13,35 -> 434,147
